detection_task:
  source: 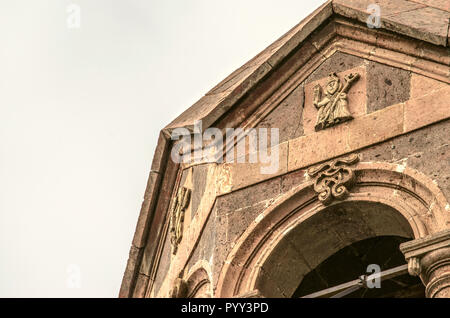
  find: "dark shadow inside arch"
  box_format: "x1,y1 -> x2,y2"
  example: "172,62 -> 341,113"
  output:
254,201 -> 421,298
293,235 -> 425,298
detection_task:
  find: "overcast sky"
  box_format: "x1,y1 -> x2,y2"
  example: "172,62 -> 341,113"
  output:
0,0 -> 324,297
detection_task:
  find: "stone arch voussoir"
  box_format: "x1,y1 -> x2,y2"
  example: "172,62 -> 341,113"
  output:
184,260 -> 213,298
216,161 -> 450,297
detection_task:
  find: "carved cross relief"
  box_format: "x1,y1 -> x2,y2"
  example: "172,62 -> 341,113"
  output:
313,72 -> 360,131
170,186 -> 191,254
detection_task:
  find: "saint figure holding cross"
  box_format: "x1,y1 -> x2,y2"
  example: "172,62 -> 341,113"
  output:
313,72 -> 360,131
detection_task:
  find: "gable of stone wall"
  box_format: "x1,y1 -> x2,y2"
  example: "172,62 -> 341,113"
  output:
147,15 -> 450,297
180,118 -> 449,296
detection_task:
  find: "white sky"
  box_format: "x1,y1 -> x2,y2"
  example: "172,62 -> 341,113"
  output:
0,0 -> 325,297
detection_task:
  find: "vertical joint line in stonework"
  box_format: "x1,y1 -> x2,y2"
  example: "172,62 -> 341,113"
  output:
446,18 -> 449,47
286,137 -> 290,172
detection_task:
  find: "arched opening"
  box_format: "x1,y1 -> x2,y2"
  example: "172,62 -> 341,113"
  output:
184,261 -> 213,298
216,163 -> 449,298
293,236 -> 424,298
254,201 -> 420,298
185,267 -> 212,298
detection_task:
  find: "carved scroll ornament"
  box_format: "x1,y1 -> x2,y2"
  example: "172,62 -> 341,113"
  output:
170,186 -> 191,254
307,154 -> 360,205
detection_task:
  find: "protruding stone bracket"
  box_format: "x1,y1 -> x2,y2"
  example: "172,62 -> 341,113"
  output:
400,229 -> 450,298
407,257 -> 421,276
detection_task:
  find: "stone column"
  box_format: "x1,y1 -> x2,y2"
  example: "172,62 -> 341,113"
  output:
400,229 -> 450,298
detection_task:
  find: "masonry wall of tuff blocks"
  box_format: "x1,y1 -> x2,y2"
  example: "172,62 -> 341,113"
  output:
150,50 -> 449,297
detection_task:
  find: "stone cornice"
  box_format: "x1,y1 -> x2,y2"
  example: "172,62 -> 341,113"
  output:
400,229 -> 450,260
400,230 -> 450,297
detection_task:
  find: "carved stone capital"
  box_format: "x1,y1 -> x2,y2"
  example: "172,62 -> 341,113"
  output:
400,229 -> 450,298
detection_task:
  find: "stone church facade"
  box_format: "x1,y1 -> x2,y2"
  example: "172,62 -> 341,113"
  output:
120,0 -> 450,298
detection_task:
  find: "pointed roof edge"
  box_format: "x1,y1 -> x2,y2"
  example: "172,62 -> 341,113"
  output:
164,0 -> 449,133
120,0 -> 450,297
164,0 -> 334,133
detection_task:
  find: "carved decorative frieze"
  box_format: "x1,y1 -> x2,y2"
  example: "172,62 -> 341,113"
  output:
313,72 -> 360,131
170,186 -> 191,254
307,154 -> 360,205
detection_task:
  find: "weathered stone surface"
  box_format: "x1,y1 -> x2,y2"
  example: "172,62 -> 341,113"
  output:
289,123 -> 348,171
186,176 -> 284,286
305,51 -> 365,84
281,169 -> 307,192
157,119 -> 450,297
133,274 -> 149,298
360,119 -> 450,202
334,0 -> 426,17
257,243 -> 309,297
358,141 -> 396,163
366,61 -> 411,113
164,1 -> 334,132
391,120 -> 450,161
185,205 -> 218,282
333,0 -> 450,46
208,63 -> 263,96
123,0 -> 450,299
404,85 -> 450,132
164,0 -> 449,132
151,234 -> 173,297
191,165 -> 208,220
289,102 -> 403,171
165,79 -> 448,297
150,132 -> 169,173
221,141 -> 288,192
256,83 -> 305,143
410,73 -> 447,99
135,159 -> 179,285
348,102 -> 404,150
400,230 -> 450,298
119,246 -> 141,298
383,6 -> 450,47
132,171 -> 161,248
266,0 -> 333,67
249,201 -> 415,298
217,177 -> 282,213
215,41 -> 318,132
406,144 -> 449,190
411,0 -> 450,12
